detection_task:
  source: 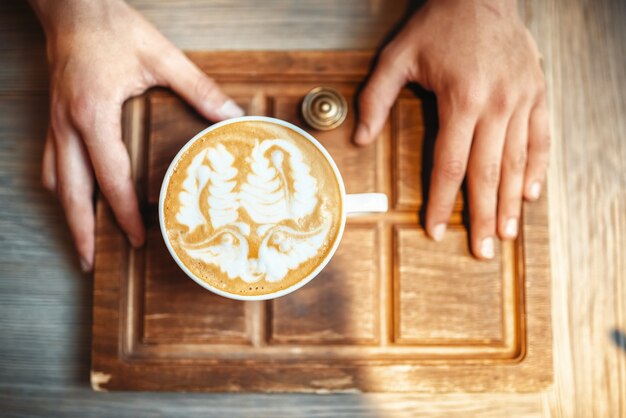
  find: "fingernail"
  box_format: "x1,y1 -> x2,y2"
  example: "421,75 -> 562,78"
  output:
505,218 -> 518,238
354,124 -> 369,145
480,237 -> 495,259
431,223 -> 446,242
80,257 -> 91,273
217,99 -> 245,119
528,181 -> 541,200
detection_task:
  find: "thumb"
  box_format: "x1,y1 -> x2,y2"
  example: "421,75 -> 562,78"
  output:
155,50 -> 244,121
354,51 -> 410,146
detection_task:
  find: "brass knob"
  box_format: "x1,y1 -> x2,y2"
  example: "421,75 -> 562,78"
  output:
301,87 -> 348,131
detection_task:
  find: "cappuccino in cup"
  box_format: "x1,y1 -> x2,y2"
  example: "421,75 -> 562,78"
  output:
160,117 -> 387,300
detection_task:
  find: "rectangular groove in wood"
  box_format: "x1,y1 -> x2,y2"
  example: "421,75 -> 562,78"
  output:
391,97 -> 464,216
269,225 -> 380,345
392,226 -> 523,361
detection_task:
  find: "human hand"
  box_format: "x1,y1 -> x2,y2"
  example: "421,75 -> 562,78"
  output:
30,0 -> 244,271
354,0 -> 549,259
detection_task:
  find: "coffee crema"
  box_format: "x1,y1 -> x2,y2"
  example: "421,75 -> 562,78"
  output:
162,120 -> 343,296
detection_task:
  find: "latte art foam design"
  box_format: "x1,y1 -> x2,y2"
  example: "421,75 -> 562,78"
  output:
175,137 -> 330,284
240,140 -> 318,224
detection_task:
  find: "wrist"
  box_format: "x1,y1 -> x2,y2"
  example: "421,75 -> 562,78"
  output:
28,0 -> 127,40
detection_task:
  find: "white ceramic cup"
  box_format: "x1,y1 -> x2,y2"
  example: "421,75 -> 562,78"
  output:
159,116 -> 388,301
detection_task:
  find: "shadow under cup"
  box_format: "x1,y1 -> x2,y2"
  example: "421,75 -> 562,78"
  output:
159,116 -> 388,301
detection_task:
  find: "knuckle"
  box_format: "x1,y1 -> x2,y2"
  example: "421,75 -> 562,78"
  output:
41,172 -> 56,193
57,182 -> 81,208
491,91 -> 513,113
532,133 -> 551,154
377,47 -> 394,67
438,159 -> 466,183
98,172 -> 130,199
376,42 -> 415,78
193,74 -> 220,102
50,99 -> 66,122
534,89 -> 547,108
505,150 -> 527,174
359,84 -> 376,107
541,134 -> 552,151
358,84 -> 393,117
517,89 -> 532,105
378,44 -> 404,68
69,95 -> 96,128
534,73 -> 547,93
477,163 -> 501,188
453,84 -> 487,113
50,104 -> 68,137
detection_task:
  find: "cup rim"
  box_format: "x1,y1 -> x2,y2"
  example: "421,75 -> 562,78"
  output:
158,116 -> 347,301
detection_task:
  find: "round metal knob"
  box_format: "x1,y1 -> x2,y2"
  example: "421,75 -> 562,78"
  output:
301,87 -> 348,131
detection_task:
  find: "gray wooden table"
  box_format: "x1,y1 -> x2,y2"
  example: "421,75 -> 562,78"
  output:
1,1 -> 624,417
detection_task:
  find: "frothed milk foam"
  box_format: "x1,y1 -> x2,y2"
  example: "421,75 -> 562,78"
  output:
163,120 -> 343,296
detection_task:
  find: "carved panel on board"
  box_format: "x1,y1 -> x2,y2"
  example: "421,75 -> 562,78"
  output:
394,226 -> 503,344
270,225 -> 379,345
142,216 -> 251,345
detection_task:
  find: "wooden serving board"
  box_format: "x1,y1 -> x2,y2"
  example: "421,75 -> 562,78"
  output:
91,51 -> 552,392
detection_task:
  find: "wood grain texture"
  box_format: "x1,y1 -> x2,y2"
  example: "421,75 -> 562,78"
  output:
394,227 -> 504,344
0,0 -> 624,416
520,0 -> 626,417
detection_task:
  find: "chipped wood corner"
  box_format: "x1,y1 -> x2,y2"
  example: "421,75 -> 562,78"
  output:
91,371 -> 112,392
309,375 -> 356,391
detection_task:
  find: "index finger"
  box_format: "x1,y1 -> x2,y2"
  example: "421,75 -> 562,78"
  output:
354,48 -> 410,146
72,102 -> 145,247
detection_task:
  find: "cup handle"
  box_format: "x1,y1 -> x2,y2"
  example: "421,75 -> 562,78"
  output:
344,193 -> 388,216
